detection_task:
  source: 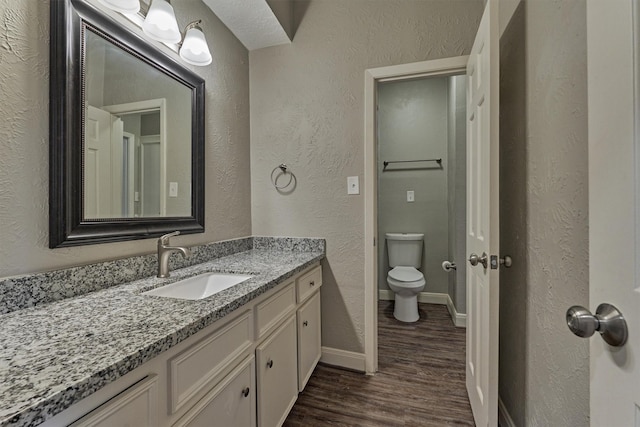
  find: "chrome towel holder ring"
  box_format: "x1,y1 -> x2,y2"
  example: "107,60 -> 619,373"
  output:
271,164 -> 295,190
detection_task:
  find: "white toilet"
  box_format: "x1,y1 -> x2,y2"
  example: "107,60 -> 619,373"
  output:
386,233 -> 426,322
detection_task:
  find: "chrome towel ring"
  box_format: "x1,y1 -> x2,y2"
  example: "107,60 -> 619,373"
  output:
271,164 -> 295,190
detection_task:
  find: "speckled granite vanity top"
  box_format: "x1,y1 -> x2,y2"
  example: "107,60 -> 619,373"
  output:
0,241 -> 324,427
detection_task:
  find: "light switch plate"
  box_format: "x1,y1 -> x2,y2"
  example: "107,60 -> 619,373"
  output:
347,176 -> 360,195
169,182 -> 178,198
407,190 -> 415,202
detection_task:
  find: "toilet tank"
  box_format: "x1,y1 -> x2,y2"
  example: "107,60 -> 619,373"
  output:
385,233 -> 424,268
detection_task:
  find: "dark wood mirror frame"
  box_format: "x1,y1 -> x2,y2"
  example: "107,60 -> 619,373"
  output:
49,0 -> 205,248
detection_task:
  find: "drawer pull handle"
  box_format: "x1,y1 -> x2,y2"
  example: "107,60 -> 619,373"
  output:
267,359 -> 274,368
310,281 -> 315,286
242,387 -> 250,397
303,320 -> 308,327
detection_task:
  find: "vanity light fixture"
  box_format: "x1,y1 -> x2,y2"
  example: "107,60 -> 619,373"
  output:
179,21 -> 213,66
99,0 -> 213,66
142,0 -> 181,44
97,0 -> 140,14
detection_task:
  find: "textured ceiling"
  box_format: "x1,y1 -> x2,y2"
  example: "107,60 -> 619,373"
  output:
201,0 -> 291,50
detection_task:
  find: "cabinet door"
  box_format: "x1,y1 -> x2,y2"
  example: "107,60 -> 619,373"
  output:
256,315 -> 298,427
169,310 -> 253,414
297,291 -> 321,392
173,356 -> 256,427
70,375 -> 158,427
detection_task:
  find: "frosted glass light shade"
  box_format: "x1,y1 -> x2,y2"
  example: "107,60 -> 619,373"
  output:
98,0 -> 140,14
142,0 -> 181,44
180,26 -> 212,66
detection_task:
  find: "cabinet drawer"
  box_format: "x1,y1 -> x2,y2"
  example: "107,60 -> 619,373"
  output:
170,310 -> 253,414
297,291 -> 322,392
70,375 -> 158,427
255,282 -> 296,339
296,265 -> 322,303
173,356 -> 256,427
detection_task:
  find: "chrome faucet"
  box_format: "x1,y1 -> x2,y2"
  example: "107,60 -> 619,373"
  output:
157,231 -> 191,278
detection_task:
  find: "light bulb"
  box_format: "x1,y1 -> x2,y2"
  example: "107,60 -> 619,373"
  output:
180,23 -> 212,66
142,0 -> 181,44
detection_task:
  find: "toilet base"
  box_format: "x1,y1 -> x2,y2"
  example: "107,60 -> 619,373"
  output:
393,293 -> 419,323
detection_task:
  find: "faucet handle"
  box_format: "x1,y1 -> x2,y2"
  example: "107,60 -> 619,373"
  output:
159,231 -> 180,246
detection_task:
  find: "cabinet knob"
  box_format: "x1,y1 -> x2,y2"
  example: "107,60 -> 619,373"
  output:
303,320 -> 308,327
267,359 -> 274,368
309,280 -> 315,286
242,387 -> 250,397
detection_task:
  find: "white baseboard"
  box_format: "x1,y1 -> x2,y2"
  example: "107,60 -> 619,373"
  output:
498,396 -> 517,427
446,294 -> 467,328
378,289 -> 449,305
320,347 -> 366,372
378,289 -> 395,301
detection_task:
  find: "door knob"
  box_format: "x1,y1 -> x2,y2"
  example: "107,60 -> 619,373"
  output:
566,303 -> 628,347
468,252 -> 488,268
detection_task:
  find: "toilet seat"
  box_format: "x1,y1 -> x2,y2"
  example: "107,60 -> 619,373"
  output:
387,267 -> 425,289
388,266 -> 423,282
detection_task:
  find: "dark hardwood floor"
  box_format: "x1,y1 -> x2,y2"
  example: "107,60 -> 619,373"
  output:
284,301 -> 474,426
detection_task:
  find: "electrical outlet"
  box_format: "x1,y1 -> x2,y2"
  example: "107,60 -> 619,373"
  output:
169,182 -> 178,198
348,176 -> 360,195
407,190 -> 415,202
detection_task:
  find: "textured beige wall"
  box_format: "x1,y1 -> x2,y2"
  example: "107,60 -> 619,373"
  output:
377,77 -> 450,295
524,0 -> 589,423
499,3 -> 527,424
0,0 -> 251,278
499,0 -> 589,424
250,0 -> 482,353
266,0 -> 294,39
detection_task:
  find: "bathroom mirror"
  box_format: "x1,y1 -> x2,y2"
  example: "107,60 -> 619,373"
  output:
50,0 -> 205,248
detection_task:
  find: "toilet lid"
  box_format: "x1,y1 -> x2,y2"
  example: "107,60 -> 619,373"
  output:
388,266 -> 423,282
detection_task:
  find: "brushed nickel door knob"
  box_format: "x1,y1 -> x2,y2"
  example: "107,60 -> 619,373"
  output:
566,303 -> 628,347
468,252 -> 488,268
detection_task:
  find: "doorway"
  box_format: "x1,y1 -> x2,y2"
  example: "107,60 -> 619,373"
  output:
364,56 -> 469,373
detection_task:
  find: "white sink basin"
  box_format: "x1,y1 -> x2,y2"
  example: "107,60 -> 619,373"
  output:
143,273 -> 252,300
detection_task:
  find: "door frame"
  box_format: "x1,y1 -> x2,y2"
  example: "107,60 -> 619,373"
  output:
363,56 -> 469,373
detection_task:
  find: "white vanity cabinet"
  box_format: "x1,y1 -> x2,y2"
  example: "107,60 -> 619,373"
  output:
42,262 -> 323,427
173,356 -> 256,427
295,265 -> 322,391
168,310 -> 254,415
256,316 -> 298,427
69,375 -> 159,427
297,291 -> 321,391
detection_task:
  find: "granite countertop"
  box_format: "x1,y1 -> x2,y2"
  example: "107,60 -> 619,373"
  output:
0,248 -> 324,427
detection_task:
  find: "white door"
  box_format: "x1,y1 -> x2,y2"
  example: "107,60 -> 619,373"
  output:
140,135 -> 162,217
110,117 -> 124,216
465,0 -> 499,426
587,0 -> 640,425
85,105 -> 113,219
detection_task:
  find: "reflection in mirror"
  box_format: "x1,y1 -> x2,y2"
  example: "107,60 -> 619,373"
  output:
49,0 -> 205,248
84,28 -> 192,220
